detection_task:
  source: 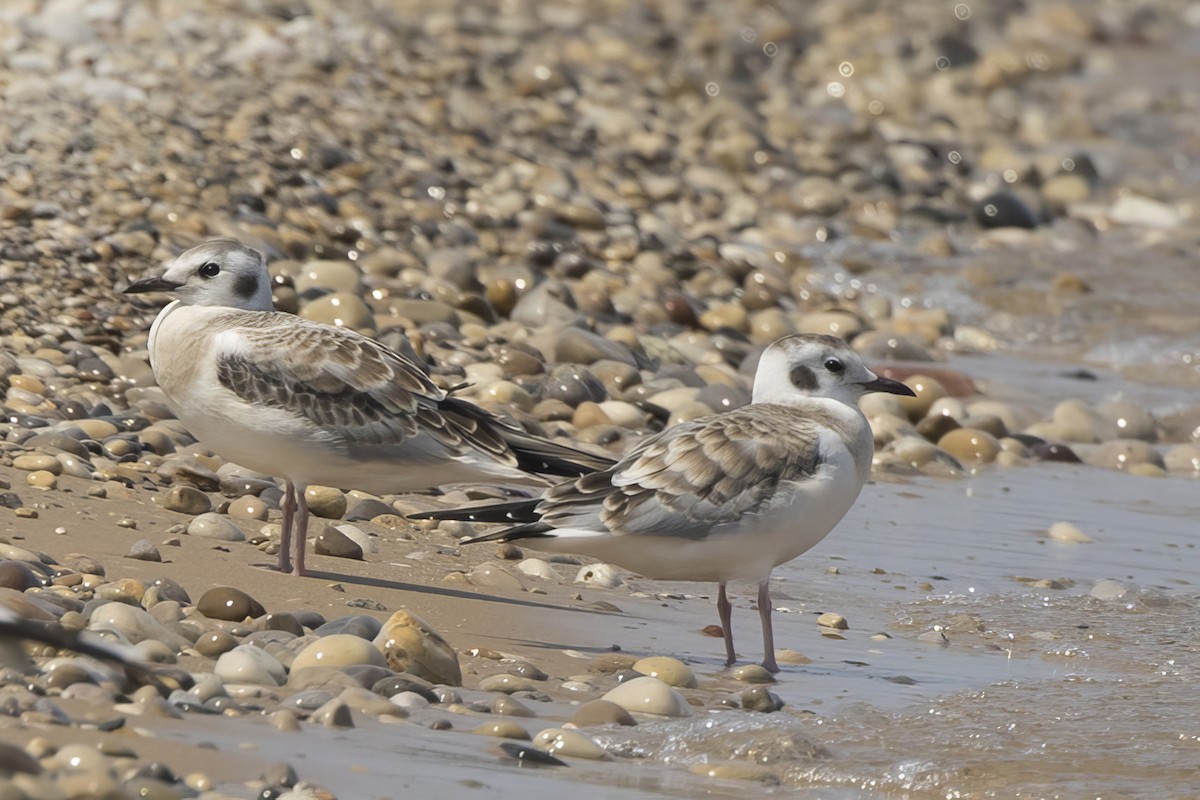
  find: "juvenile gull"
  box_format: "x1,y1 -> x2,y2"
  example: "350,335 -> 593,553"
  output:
124,239 -> 612,576
412,334 -> 915,673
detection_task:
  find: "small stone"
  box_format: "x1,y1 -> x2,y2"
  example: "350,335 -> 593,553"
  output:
570,699 -> 636,727
732,664 -> 776,684
25,470 -> 57,489
160,485 -> 212,515
478,674 -> 535,694
974,191 -> 1039,228
937,428 -> 1002,463
690,761 -> 779,784
187,512 -> 245,541
532,728 -> 609,760
632,656 -> 696,688
314,525 -> 363,560
268,709 -> 303,732
492,696 -> 537,718
601,676 -> 692,717
373,609 -> 462,686
309,698 -> 355,728
228,495 -> 269,521
1047,522 -> 1093,544
12,454 -> 61,474
195,630 -> 239,658
291,634 -> 388,672
575,563 -> 623,588
197,586 -> 266,621
817,612 -> 848,629
468,562 -> 523,591
125,540 -> 162,562
1090,579 -> 1128,601
214,645 -> 287,686
305,486 -> 348,519
741,686 -> 784,712
472,721 -> 530,740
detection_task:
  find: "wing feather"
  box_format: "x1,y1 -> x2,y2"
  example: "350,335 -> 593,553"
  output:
213,313 -> 512,462
538,404 -> 828,539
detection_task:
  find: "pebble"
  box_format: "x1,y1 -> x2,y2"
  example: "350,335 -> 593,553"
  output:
187,512 -> 246,541
731,664 -> 776,684
214,645 -> 287,686
159,485 -> 212,515
1047,522 -> 1093,543
304,486 -> 348,519
468,562 -> 523,591
532,728 -> 609,760
937,428 -> 1002,463
575,563 -> 623,588
741,686 -> 785,713
290,634 -> 389,672
314,525 -> 363,560
478,674 -> 536,694
817,612 -> 849,630
472,721 -> 530,740
1090,579 -> 1128,601
570,700 -> 636,727
632,656 -> 697,689
373,610 -> 462,686
197,586 -> 266,621
125,540 -> 162,562
602,676 -> 692,717
88,602 -> 188,650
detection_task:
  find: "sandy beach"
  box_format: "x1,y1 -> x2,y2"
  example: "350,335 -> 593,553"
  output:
1,0 -> 1199,797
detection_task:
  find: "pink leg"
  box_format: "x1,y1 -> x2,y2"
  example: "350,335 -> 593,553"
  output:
717,582 -> 736,667
758,580 -> 779,674
292,483 -> 309,577
278,481 -> 295,574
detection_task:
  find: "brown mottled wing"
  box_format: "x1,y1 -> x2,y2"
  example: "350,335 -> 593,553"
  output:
214,313 -> 515,462
538,404 -> 825,539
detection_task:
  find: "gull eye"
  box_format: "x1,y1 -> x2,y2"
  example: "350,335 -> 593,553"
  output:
823,358 -> 845,374
199,262 -> 220,278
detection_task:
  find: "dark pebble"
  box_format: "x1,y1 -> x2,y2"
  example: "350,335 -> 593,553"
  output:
543,365 -> 606,406
345,498 -> 396,521
974,191 -> 1039,229
149,576 -> 191,604
196,586 -> 266,621
741,686 -> 785,713
1032,442 -> 1082,463
260,613 -> 305,636
291,610 -> 326,630
0,742 -> 42,775
313,525 -> 363,560
315,614 -> 381,640
371,674 -> 439,703
125,540 -> 162,562
0,560 -> 43,591
341,664 -> 394,689
498,742 -> 568,767
0,492 -> 23,510
280,690 -> 336,712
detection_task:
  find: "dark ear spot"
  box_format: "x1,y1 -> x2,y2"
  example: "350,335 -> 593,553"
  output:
789,365 -> 816,391
233,271 -> 260,299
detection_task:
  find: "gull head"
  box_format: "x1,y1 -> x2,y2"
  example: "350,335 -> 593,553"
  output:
124,239 -> 274,311
752,334 -> 916,406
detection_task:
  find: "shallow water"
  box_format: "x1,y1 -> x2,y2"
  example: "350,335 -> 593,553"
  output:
144,459 -> 1199,799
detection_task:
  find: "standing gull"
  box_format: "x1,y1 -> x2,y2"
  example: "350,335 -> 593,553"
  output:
124,239 -> 612,576
411,334 -> 914,673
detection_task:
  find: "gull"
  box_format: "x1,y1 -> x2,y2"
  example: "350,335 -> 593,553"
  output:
124,239 -> 613,576
411,334 -> 915,673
